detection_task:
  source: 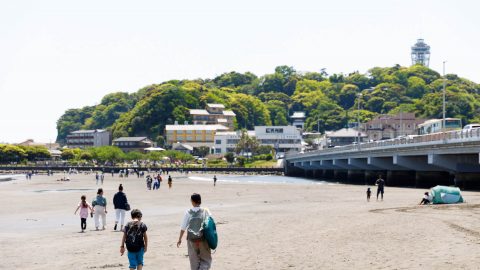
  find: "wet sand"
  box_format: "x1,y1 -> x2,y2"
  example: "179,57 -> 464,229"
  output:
1,173 -> 480,269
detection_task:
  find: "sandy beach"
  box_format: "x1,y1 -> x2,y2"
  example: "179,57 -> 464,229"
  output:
1,173 -> 480,270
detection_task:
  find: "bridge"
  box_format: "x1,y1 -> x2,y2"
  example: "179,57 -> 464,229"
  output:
285,128 -> 480,189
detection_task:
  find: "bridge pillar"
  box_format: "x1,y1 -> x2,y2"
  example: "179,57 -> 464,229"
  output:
455,173 -> 480,190
334,170 -> 348,182
365,171 -> 386,185
323,169 -> 334,180
415,171 -> 452,188
347,170 -> 365,184
304,169 -> 314,178
386,170 -> 416,187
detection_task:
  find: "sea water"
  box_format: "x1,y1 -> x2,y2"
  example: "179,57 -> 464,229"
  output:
188,174 -> 335,185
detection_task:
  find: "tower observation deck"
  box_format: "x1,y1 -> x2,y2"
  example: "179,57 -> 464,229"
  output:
411,39 -> 430,67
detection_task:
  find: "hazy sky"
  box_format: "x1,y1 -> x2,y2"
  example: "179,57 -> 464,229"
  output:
1,0 -> 479,143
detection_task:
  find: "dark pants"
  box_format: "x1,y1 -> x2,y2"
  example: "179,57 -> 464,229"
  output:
81,218 -> 87,230
377,188 -> 384,199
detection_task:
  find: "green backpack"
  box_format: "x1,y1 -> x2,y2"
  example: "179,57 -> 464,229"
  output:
203,215 -> 218,250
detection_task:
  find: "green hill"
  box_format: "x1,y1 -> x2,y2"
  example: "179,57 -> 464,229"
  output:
56,65 -> 480,145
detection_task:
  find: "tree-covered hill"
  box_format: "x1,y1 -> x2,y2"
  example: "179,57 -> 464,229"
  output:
56,65 -> 480,145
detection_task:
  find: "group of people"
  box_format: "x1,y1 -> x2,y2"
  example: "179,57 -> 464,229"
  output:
145,174 -> 173,190
74,184 -> 129,232
95,172 -> 105,185
366,175 -> 432,205
75,186 -> 213,270
366,175 -> 385,202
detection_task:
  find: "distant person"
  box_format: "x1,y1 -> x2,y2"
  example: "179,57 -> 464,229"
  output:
168,175 -> 172,189
101,173 -> 105,185
375,175 -> 385,201
366,187 -> 371,202
112,170 -> 115,178
92,188 -> 108,230
113,184 -> 130,231
74,195 -> 94,233
213,175 -> 217,187
419,192 -> 431,205
146,176 -> 152,190
120,209 -> 148,270
152,177 -> 159,190
177,193 -> 212,270
95,173 -> 99,185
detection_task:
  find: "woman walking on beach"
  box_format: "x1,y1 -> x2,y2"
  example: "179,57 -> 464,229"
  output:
74,195 -> 93,233
113,184 -> 130,231
92,188 -> 108,230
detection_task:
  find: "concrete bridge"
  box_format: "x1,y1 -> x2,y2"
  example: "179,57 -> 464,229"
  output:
285,128 -> 480,189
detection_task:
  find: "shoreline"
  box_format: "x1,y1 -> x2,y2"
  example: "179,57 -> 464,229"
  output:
1,173 -> 480,269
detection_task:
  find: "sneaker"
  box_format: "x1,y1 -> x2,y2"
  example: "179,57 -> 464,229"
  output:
114,224 -> 117,231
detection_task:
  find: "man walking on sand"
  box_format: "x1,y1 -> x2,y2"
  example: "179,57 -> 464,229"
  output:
375,175 -> 385,201
177,193 -> 212,270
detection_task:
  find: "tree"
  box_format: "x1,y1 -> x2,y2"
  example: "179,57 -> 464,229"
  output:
125,151 -> 145,161
20,146 -> 51,161
89,146 -> 125,164
0,144 -> 27,162
235,130 -> 259,157
230,94 -> 271,129
61,149 -> 77,160
224,152 -> 235,164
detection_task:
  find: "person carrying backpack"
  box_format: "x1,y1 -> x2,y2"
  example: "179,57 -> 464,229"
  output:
120,209 -> 148,270
177,193 -> 212,270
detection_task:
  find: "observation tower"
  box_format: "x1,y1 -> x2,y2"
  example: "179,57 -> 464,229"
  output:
411,39 -> 430,67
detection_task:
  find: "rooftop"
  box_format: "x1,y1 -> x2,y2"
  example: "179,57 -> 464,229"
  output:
165,124 -> 229,131
290,111 -> 306,118
71,129 -> 108,134
207,103 -> 225,108
113,137 -> 150,142
327,128 -> 367,138
189,109 -> 209,115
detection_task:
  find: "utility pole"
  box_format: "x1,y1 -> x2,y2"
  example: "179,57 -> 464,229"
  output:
357,93 -> 362,147
442,61 -> 447,132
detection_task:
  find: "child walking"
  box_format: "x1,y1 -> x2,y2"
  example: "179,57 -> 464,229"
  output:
366,188 -> 371,202
120,209 -> 148,270
74,195 -> 94,232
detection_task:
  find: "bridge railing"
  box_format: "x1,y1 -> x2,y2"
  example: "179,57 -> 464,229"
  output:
287,128 -> 480,159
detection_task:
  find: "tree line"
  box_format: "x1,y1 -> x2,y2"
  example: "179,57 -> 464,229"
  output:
56,64 -> 480,146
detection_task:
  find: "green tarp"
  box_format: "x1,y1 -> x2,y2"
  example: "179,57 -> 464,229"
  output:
430,185 -> 464,204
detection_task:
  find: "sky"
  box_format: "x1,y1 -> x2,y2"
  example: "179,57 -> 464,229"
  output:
1,0 -> 479,143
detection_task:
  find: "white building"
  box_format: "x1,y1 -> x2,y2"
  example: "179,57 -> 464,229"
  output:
213,126 -> 303,155
290,111 -> 306,130
66,129 -> 111,149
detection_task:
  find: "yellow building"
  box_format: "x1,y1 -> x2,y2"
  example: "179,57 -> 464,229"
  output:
165,124 -> 229,148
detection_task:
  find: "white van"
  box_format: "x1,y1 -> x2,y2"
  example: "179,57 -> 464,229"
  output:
463,124 -> 480,130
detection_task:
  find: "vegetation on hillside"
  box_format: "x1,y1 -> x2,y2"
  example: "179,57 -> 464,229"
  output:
56,65 -> 480,145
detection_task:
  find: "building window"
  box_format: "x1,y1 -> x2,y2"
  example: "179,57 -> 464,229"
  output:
215,148 -> 221,154
215,140 -> 221,144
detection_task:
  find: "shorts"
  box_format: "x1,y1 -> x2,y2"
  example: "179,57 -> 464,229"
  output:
127,248 -> 144,269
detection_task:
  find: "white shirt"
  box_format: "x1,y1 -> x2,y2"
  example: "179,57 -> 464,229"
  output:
180,207 -> 211,231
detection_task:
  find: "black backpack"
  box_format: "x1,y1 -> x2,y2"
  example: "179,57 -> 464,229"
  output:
125,222 -> 144,252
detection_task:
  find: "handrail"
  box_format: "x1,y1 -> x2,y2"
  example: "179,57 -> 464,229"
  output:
287,127 -> 480,159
